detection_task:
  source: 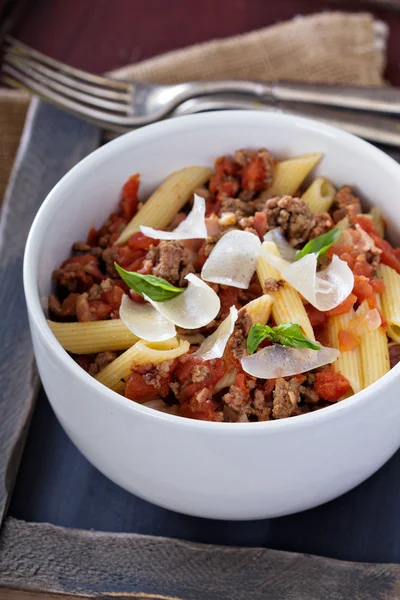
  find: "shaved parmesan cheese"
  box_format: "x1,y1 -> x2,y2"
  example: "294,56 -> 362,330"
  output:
193,306 -> 238,360
119,294 -> 176,342
202,230 -> 261,289
241,344 -> 339,379
261,244 -> 354,311
146,273 -> 220,329
140,194 -> 207,240
264,228 -> 297,262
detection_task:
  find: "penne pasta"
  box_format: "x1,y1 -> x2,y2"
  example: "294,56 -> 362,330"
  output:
48,319 -> 138,354
357,299 -> 390,388
369,206 -> 385,237
256,242 -> 314,340
327,308 -> 363,394
116,166 -> 213,244
377,264 -> 400,343
301,176 -> 336,214
267,153 -> 322,197
95,339 -> 189,393
244,294 -> 274,325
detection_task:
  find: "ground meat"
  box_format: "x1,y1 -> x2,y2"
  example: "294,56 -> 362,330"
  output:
300,385 -> 320,404
102,247 -> 119,278
308,212 -> 334,240
145,240 -> 195,286
48,293 -> 80,320
223,383 -> 251,414
263,196 -> 314,247
263,277 -> 281,293
191,364 -> 210,383
52,254 -> 104,292
272,377 -> 303,419
331,185 -> 362,223
220,196 -> 254,218
252,388 -> 273,421
88,351 -> 117,376
226,310 -> 252,363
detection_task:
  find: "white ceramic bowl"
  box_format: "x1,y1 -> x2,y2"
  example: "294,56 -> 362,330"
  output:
24,111 -> 400,520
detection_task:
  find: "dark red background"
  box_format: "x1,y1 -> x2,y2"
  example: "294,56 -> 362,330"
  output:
2,0 -> 400,85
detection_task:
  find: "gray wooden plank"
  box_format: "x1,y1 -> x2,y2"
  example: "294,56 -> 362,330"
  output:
1,517 -> 400,599
0,98 -> 100,526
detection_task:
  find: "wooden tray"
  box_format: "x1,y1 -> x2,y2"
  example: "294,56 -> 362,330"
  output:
2,98 -> 400,599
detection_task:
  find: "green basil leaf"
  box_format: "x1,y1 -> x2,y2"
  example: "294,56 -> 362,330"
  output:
247,323 -> 275,354
247,322 -> 321,354
271,323 -> 321,350
115,263 -> 185,302
295,228 -> 341,261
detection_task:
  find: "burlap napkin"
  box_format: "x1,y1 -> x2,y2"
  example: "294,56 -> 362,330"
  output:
0,11 -> 387,204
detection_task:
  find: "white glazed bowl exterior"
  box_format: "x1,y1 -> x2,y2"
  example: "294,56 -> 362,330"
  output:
24,112 -> 400,520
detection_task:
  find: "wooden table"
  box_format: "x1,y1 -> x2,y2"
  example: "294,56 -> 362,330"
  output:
3,0 -> 400,85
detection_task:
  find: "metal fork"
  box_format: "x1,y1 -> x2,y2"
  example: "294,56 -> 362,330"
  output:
4,36 -> 400,133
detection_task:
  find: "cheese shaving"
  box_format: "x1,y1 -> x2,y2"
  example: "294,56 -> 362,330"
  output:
202,230 -> 261,289
140,194 -> 207,240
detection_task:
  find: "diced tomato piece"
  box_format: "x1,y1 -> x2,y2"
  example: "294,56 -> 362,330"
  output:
253,212 -> 267,238
88,300 -> 112,320
120,173 -> 140,220
102,285 -> 124,310
235,373 -> 248,394
314,370 -> 351,402
325,293 -> 357,316
128,231 -> 155,251
241,157 -> 265,192
109,217 -> 127,234
338,329 -> 359,352
372,236 -> 400,274
61,254 -> 98,269
125,373 -> 159,400
305,304 -> 326,327
263,379 -> 276,396
353,275 -> 374,303
87,226 -> 99,246
353,260 -> 373,278
370,278 -> 385,295
356,215 -> 378,236
179,399 -> 218,421
217,179 -> 239,200
115,246 -> 146,270
215,156 -> 238,177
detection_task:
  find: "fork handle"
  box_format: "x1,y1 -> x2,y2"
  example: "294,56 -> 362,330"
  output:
182,80 -> 400,115
270,81 -> 400,114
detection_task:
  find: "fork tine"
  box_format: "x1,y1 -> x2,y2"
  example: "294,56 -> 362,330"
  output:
4,36 -> 130,92
6,47 -> 131,102
4,53 -> 131,114
2,65 -> 134,131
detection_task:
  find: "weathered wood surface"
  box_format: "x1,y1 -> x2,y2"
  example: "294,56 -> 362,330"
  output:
0,98 -> 100,526
0,517 -> 400,600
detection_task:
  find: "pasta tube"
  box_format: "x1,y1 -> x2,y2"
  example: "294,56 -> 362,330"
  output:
267,153 -> 322,197
301,176 -> 336,213
256,242 -> 314,340
95,339 -> 189,393
377,264 -> 400,343
48,319 -> 138,354
357,299 -> 390,388
116,166 -> 213,244
327,308 -> 362,394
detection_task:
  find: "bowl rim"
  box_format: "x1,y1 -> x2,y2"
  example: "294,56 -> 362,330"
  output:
23,109 -> 400,433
